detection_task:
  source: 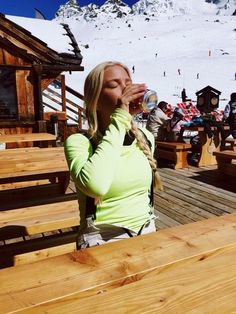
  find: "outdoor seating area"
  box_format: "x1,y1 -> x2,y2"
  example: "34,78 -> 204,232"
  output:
0,132 -> 235,312
0,10 -> 235,313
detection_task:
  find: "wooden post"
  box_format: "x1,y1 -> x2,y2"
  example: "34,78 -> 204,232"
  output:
60,75 -> 67,141
60,75 -> 66,112
33,64 -> 44,122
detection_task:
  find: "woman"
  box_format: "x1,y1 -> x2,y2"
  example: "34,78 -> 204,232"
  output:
64,61 -> 162,248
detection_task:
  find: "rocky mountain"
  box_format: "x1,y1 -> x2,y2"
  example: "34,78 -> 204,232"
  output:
54,0 -> 236,21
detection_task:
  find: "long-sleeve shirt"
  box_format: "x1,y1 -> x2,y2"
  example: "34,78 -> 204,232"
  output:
64,108 -> 155,233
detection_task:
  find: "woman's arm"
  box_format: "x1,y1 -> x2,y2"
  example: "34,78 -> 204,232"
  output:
64,108 -> 132,197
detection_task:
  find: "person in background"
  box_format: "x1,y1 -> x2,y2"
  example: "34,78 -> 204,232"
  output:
222,92 -> 236,139
181,88 -> 187,102
164,107 -> 185,142
64,61 -> 163,249
146,101 -> 169,140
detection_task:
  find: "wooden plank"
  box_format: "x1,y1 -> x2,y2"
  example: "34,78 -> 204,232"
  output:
0,133 -> 56,144
0,200 -> 80,239
13,242 -> 77,266
159,181 -> 231,216
213,150 -> 236,159
173,166 -> 236,194
0,214 -> 235,313
0,184 -> 71,210
160,173 -> 236,212
155,192 -> 213,223
156,211 -> 181,228
213,150 -> 236,176
159,167 -> 236,201
21,244 -> 236,314
156,141 -> 191,150
0,229 -> 77,268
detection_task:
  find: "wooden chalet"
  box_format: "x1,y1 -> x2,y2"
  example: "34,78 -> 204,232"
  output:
0,13 -> 84,139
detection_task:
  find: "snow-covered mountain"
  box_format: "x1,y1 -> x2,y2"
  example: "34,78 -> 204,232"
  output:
55,0 -> 236,21
51,0 -> 236,111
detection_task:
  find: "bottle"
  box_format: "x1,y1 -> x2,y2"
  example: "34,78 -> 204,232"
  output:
130,89 -> 157,112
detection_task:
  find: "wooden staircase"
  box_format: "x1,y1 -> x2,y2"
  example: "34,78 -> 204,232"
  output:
42,75 -> 86,139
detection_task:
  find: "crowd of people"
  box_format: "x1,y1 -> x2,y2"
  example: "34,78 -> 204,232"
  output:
64,60 -> 235,249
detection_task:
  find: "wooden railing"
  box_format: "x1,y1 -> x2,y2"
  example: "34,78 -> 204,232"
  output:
42,75 -> 86,131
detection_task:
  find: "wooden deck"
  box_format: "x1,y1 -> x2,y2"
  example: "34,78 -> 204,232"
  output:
154,165 -> 236,230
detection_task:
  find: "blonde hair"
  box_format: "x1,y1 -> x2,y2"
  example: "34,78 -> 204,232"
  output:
84,61 -> 163,191
84,61 -> 130,142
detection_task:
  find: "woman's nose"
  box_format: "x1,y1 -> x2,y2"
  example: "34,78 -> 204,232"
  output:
121,81 -> 130,91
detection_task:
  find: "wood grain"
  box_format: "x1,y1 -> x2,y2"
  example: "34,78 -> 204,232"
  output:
0,214 -> 235,314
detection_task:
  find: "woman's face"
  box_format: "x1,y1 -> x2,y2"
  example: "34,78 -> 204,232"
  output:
97,65 -> 132,132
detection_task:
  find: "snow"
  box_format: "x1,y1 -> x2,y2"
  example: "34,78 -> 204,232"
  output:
5,13 -> 236,112
6,15 -> 72,53
65,14 -> 236,110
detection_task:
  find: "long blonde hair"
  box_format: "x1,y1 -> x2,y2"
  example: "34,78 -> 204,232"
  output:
84,61 -> 163,191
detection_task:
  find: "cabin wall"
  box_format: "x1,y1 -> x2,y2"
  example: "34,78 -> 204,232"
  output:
0,47 -> 57,140
0,48 -> 35,123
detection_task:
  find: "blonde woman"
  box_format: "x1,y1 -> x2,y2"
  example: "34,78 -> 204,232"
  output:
64,61 -> 162,249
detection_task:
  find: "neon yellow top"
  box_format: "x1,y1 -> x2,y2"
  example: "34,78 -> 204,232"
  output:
64,108 -> 155,233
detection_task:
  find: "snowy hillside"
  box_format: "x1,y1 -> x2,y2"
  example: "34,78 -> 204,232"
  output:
62,14 -> 236,109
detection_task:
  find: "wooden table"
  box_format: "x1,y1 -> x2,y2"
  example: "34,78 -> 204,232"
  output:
0,132 -> 56,148
0,147 -> 69,193
185,126 -> 228,167
213,150 -> 236,176
0,214 -> 235,313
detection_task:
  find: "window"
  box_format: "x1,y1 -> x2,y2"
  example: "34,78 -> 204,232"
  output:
0,68 -> 18,119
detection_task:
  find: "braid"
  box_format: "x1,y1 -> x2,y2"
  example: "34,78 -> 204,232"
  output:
131,120 -> 163,191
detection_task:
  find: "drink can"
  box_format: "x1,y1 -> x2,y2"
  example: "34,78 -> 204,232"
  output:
142,89 -> 158,111
130,89 -> 157,112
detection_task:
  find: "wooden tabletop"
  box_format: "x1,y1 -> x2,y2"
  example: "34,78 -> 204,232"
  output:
0,133 -> 56,144
0,214 -> 235,313
0,147 -> 68,184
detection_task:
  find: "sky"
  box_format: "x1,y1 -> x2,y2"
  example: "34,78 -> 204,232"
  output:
0,0 -> 137,20
0,0 -> 67,19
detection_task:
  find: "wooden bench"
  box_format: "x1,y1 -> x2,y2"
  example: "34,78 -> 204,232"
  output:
213,150 -> 236,176
155,141 -> 191,169
0,197 -> 80,268
0,132 -> 56,148
225,138 -> 236,151
0,214 -> 235,313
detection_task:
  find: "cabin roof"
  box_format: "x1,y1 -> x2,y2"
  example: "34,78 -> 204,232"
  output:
0,13 -> 83,72
196,85 -> 221,96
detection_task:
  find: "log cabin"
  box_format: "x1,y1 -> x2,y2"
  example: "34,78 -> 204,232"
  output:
0,13 -> 84,143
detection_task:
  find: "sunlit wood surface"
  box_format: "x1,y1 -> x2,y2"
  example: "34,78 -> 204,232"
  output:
0,214 -> 235,313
